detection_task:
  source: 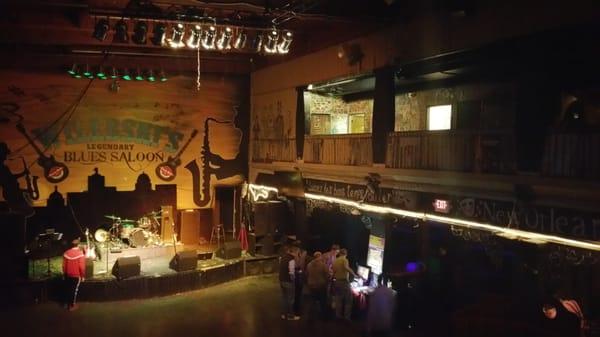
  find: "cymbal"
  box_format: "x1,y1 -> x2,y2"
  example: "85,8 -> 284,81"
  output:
148,211 -> 162,216
105,215 -> 120,220
120,219 -> 135,223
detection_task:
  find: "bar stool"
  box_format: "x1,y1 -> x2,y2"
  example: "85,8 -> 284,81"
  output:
210,224 -> 225,249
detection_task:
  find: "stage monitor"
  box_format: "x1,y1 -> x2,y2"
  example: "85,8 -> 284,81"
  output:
357,264 -> 370,280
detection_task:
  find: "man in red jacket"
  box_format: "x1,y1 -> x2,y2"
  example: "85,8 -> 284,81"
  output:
62,237 -> 85,311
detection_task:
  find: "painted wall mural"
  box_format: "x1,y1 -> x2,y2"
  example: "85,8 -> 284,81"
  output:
251,89 -> 296,162
0,70 -> 249,210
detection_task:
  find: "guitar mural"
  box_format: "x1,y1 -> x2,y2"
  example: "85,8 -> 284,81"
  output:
16,123 -> 69,183
155,129 -> 198,181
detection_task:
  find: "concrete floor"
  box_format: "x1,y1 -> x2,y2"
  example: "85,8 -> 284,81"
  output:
1,275 -> 415,337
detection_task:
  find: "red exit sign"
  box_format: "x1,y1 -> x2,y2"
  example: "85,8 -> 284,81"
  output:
433,199 -> 451,213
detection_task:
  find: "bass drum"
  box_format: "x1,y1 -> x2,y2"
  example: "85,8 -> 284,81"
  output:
129,228 -> 149,248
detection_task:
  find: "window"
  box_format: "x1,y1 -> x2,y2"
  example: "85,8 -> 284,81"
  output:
427,104 -> 452,130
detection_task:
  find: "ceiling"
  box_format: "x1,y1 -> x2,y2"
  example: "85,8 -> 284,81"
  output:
0,0 -> 474,76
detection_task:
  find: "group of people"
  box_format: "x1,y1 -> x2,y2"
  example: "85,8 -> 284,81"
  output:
279,242 -> 397,336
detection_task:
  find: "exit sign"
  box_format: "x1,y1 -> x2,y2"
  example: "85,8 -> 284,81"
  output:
433,199 -> 451,213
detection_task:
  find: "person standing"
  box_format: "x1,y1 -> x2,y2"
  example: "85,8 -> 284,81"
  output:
322,244 -> 340,272
306,251 -> 331,321
293,240 -> 307,316
279,246 -> 299,320
62,237 -> 86,311
332,248 -> 358,320
367,275 -> 396,337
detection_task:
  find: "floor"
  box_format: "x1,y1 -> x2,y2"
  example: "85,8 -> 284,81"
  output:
1,275 -> 421,337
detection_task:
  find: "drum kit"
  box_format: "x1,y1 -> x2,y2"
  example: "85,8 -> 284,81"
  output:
94,211 -> 163,248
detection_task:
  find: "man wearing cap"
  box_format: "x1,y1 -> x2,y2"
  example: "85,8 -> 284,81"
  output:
62,237 -> 86,311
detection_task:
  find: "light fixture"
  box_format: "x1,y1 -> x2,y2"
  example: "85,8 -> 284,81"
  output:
277,31 -> 293,54
201,25 -> 216,49
121,68 -> 131,81
82,64 -> 93,78
216,27 -> 233,50
67,64 -> 79,76
147,69 -> 156,82
167,23 -> 185,48
114,20 -> 129,43
264,29 -> 279,53
134,67 -> 144,81
151,23 -> 166,46
233,30 -> 247,49
186,25 -> 201,48
132,21 -> 147,44
252,34 -> 263,53
96,65 -> 106,78
93,19 -> 109,41
109,67 -> 118,79
159,69 -> 167,82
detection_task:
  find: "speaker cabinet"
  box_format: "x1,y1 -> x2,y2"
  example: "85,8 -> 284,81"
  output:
180,210 -> 200,245
216,241 -> 242,259
169,250 -> 198,272
256,234 -> 275,256
247,233 -> 256,256
85,258 -> 94,279
161,205 -> 174,242
112,256 -> 140,280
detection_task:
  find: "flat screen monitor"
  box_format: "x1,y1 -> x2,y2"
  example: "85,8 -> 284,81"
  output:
357,265 -> 370,280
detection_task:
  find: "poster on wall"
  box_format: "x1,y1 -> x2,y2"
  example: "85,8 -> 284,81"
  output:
367,234 -> 385,275
0,71 -> 248,211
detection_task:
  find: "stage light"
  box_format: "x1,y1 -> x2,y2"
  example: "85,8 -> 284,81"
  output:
252,33 -> 263,52
167,23 -> 185,48
147,69 -> 156,82
132,21 -> 148,44
151,23 -> 167,46
134,67 -> 144,81
264,29 -> 279,53
114,20 -> 129,43
93,19 -> 110,41
159,69 -> 167,82
96,65 -> 106,78
233,30 -> 247,49
277,31 -> 293,54
186,25 -> 201,48
110,67 -> 118,79
82,64 -> 93,78
121,68 -> 132,81
67,64 -> 79,76
201,25 -> 216,49
216,27 -> 233,50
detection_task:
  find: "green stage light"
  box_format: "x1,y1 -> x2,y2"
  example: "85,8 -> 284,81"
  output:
134,68 -> 144,81
67,64 -> 79,76
147,69 -> 156,82
96,65 -> 106,78
110,67 -> 118,79
159,69 -> 167,82
82,64 -> 92,77
121,68 -> 131,81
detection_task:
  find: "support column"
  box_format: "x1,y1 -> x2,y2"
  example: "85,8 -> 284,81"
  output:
371,66 -> 396,164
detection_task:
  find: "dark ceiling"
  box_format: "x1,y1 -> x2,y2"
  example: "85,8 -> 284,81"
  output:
0,0 -> 476,75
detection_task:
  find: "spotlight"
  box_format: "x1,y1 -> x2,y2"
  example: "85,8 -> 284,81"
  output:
217,27 -> 233,50
233,30 -> 247,49
159,69 -> 167,82
114,20 -> 129,43
96,65 -> 106,79
67,64 -> 79,76
132,21 -> 147,44
121,68 -> 132,81
82,64 -> 93,78
151,23 -> 167,46
134,68 -> 144,81
147,69 -> 156,82
201,25 -> 216,49
186,25 -> 201,49
264,29 -> 279,53
277,31 -> 293,54
110,67 -> 118,79
167,23 -> 185,48
93,19 -> 109,41
252,34 -> 263,53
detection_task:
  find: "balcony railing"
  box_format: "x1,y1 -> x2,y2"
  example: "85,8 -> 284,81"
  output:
542,131 -> 600,180
304,134 -> 373,166
386,130 -> 515,174
251,138 -> 296,163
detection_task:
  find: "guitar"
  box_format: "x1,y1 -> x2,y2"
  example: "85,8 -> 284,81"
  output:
16,123 -> 69,183
85,228 -> 96,259
155,129 -> 198,181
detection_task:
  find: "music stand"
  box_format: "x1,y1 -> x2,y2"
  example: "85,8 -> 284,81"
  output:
33,231 -> 62,278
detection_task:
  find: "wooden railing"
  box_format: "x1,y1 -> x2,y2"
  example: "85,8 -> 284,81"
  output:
386,130 -> 515,174
304,134 -> 373,166
251,138 -> 296,163
542,131 -> 600,180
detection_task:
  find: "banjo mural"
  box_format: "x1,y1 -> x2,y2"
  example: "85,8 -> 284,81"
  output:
0,71 -> 248,210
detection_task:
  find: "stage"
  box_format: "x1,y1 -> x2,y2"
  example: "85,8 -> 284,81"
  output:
15,243 -> 280,304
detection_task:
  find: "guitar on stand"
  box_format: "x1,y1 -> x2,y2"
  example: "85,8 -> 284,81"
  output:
84,228 -> 96,260
156,129 -> 198,181
16,123 -> 69,183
